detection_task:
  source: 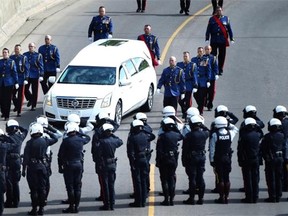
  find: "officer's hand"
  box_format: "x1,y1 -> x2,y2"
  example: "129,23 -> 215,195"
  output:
21,170 -> 26,177
210,161 -> 215,167
205,40 -> 210,45
215,75 -> 219,80
108,34 -> 113,39
231,40 -> 235,45
56,68 -> 61,73
158,60 -> 162,65
15,83 -> 19,90
180,94 -> 185,100
192,88 -> 198,93
207,82 -> 211,88
88,37 -> 93,42
58,166 -> 64,174
39,77 -> 44,82
23,80 -> 28,85
156,89 -> 161,94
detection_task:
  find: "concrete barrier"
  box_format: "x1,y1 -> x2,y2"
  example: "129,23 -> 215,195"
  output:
0,0 -> 65,48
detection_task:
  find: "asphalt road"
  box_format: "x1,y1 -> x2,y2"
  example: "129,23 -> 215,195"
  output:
2,0 -> 288,215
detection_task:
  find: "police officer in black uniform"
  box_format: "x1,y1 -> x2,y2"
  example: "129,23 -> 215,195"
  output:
156,117 -> 183,206
91,112 -> 119,202
22,123 -> 58,215
261,118 -> 287,203
58,122 -> 90,213
4,120 -> 28,208
209,116 -> 238,204
182,115 -> 209,205
211,0 -> 223,14
272,105 -> 288,192
237,118 -> 263,203
179,0 -> 191,15
0,129 -> 15,216
128,119 -> 155,207
98,123 -> 123,211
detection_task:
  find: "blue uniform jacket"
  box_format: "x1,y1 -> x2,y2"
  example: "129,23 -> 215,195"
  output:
191,55 -> 211,88
10,54 -> 29,85
205,54 -> 218,81
88,15 -> 113,41
23,51 -> 44,79
157,66 -> 186,97
137,34 -> 160,60
176,61 -> 198,91
38,44 -> 60,73
0,58 -> 18,87
205,15 -> 234,45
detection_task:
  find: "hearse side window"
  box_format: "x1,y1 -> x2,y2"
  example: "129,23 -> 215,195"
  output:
133,57 -> 149,72
124,59 -> 137,77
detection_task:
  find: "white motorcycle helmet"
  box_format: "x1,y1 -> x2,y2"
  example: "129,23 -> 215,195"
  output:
67,113 -> 81,125
66,122 -> 80,133
214,116 -> 228,128
162,106 -> 176,118
7,119 -> 19,127
132,119 -> 144,127
36,116 -> 49,128
30,123 -> 44,135
102,123 -> 114,132
135,112 -> 147,121
244,117 -> 257,126
186,107 -> 200,119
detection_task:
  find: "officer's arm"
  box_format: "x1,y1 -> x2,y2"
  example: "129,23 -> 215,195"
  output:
154,37 -> 160,60
205,18 -> 212,41
209,133 -> 217,162
88,18 -> 95,37
108,17 -> 113,35
46,132 -> 59,146
38,54 -> 44,76
227,17 -> 234,41
55,47 -> 60,68
157,70 -> 166,89
227,112 -> 239,125
23,56 -> 29,80
212,56 -> 219,75
179,68 -> 186,94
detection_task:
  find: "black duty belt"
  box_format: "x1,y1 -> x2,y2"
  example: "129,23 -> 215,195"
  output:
106,158 -> 117,164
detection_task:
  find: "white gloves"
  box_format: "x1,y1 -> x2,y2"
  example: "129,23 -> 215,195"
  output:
23,80 -> 28,85
231,40 -> 235,45
180,94 -> 185,100
157,60 -> 162,65
39,77 -> 44,82
192,88 -> 198,93
15,84 -> 19,89
56,68 -> 61,73
156,89 -> 161,94
108,34 -> 113,39
207,82 -> 211,88
88,37 -> 93,42
215,75 -> 219,80
205,40 -> 210,45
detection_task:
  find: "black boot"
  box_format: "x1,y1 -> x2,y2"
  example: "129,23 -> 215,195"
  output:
37,207 -> 44,215
160,182 -> 169,206
141,0 -> 146,12
214,182 -> 225,204
28,207 -> 38,215
63,191 -> 75,213
180,0 -> 185,13
224,182 -> 230,204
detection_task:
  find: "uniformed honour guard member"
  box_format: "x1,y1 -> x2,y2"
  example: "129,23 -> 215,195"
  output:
127,119 -> 155,207
237,118 -> 263,203
179,0 -> 191,15
0,48 -> 18,121
205,6 -> 234,75
156,117 -> 183,206
177,51 -> 198,119
209,116 -> 238,204
137,24 -> 161,67
88,6 -> 113,42
58,122 -> 91,213
22,123 -> 59,215
204,45 -> 219,111
23,43 -> 44,111
191,47 -> 211,115
182,115 -> 209,205
136,0 -> 147,12
261,118 -> 287,203
0,129 -> 15,216
4,120 -> 28,208
10,44 -> 29,117
38,35 -> 60,95
98,123 -> 123,211
157,56 -> 186,112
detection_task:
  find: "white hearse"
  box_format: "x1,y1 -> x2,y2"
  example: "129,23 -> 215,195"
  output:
43,39 -> 157,124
